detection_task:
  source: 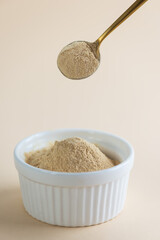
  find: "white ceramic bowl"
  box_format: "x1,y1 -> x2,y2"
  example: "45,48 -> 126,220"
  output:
14,129 -> 134,227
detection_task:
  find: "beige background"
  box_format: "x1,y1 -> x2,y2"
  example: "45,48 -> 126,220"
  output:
0,0 -> 160,239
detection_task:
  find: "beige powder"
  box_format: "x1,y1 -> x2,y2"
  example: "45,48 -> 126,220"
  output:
57,41 -> 99,79
25,137 -> 115,172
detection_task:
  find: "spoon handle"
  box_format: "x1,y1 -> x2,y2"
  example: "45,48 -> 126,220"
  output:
97,0 -> 148,45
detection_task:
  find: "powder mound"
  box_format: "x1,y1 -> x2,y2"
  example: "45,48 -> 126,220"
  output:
57,41 -> 99,79
25,137 -> 114,172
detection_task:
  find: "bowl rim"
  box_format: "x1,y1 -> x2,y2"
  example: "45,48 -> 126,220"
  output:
14,128 -> 134,176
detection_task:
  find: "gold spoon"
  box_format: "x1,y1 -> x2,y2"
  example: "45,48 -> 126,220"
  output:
57,0 -> 148,80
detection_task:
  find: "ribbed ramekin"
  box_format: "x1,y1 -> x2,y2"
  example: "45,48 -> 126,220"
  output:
14,129 -> 134,227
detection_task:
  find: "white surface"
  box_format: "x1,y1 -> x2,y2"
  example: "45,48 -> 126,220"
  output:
14,129 -> 134,226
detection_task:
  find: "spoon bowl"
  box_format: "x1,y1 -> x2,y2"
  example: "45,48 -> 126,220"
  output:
57,40 -> 100,80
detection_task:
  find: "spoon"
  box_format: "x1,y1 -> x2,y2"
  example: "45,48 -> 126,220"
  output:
57,0 -> 148,80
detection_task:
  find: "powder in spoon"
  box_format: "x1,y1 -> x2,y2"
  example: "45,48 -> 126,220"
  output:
25,137 -> 114,172
57,41 -> 99,79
